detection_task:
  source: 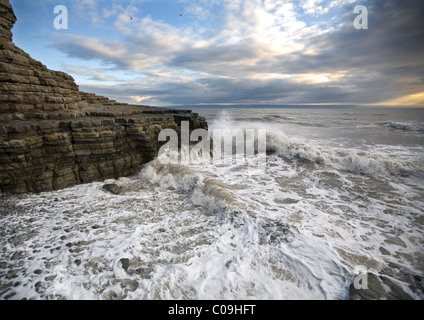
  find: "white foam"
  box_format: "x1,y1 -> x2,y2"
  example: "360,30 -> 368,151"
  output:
266,130 -> 422,177
138,159 -> 240,213
2,109 -> 423,300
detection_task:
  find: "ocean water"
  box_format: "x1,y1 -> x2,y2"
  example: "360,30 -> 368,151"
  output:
1,107 -> 423,300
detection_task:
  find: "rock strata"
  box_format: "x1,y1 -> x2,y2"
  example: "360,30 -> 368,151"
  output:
0,0 -> 207,194
0,0 -> 15,43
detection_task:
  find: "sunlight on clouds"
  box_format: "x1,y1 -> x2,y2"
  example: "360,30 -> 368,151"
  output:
249,71 -> 347,85
371,92 -> 424,107
61,0 -> 320,75
291,72 -> 347,84
302,0 -> 322,14
131,95 -> 153,103
250,73 -> 292,80
302,47 -> 318,55
45,0 -> 423,106
217,0 -> 307,57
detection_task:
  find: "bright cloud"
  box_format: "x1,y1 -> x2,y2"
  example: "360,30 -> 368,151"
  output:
131,95 -> 154,103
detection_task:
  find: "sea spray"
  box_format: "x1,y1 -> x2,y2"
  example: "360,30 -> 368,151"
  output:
2,107 -> 423,300
266,130 -> 422,177
139,158 -> 242,213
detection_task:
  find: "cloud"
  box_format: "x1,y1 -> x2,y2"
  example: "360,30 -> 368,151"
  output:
60,64 -> 123,82
301,0 -> 330,15
71,0 -> 104,25
51,0 -> 424,106
130,95 -> 154,103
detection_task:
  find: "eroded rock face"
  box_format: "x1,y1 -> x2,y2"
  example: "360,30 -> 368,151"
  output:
0,0 -> 15,43
0,40 -> 90,115
0,0 -> 208,193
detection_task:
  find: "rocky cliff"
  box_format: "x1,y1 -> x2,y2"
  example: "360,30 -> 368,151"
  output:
0,0 -> 207,193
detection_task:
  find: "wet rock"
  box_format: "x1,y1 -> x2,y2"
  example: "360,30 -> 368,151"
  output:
379,247 -> 391,256
349,273 -> 413,300
132,268 -> 153,279
102,184 -> 124,195
34,281 -> 45,294
10,251 -> 24,260
33,269 -> 43,275
6,270 -> 18,280
3,291 -> 16,300
120,258 -> 130,271
113,279 -> 139,292
45,275 -> 57,281
103,291 -> 121,300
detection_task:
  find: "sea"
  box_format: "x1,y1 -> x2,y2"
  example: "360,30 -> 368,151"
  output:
1,107 -> 423,300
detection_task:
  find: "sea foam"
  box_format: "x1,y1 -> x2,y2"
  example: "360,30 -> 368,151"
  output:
266,130 -> 422,177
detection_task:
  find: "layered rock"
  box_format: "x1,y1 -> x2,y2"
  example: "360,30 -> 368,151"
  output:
0,0 -> 207,194
0,0 -> 15,42
0,40 -> 90,116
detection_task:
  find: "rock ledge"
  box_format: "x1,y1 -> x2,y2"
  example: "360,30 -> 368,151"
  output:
0,0 -> 207,193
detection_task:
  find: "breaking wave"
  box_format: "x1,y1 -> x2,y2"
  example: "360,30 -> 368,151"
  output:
138,156 -> 242,213
266,130 -> 422,177
385,122 -> 424,132
206,111 -> 423,177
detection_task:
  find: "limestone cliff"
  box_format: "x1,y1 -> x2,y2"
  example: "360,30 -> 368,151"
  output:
0,0 -> 207,193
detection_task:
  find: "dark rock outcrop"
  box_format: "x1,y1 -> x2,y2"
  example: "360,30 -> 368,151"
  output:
0,0 -> 207,194
102,184 -> 124,195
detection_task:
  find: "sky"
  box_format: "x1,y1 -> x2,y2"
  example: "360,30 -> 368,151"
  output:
9,0 -> 424,107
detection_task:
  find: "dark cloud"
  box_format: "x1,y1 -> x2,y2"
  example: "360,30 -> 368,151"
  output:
80,75 -> 361,107
325,1 -> 421,66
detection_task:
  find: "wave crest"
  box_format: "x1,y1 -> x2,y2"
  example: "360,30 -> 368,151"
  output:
385,122 -> 424,132
266,131 -> 422,177
139,159 -> 241,213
